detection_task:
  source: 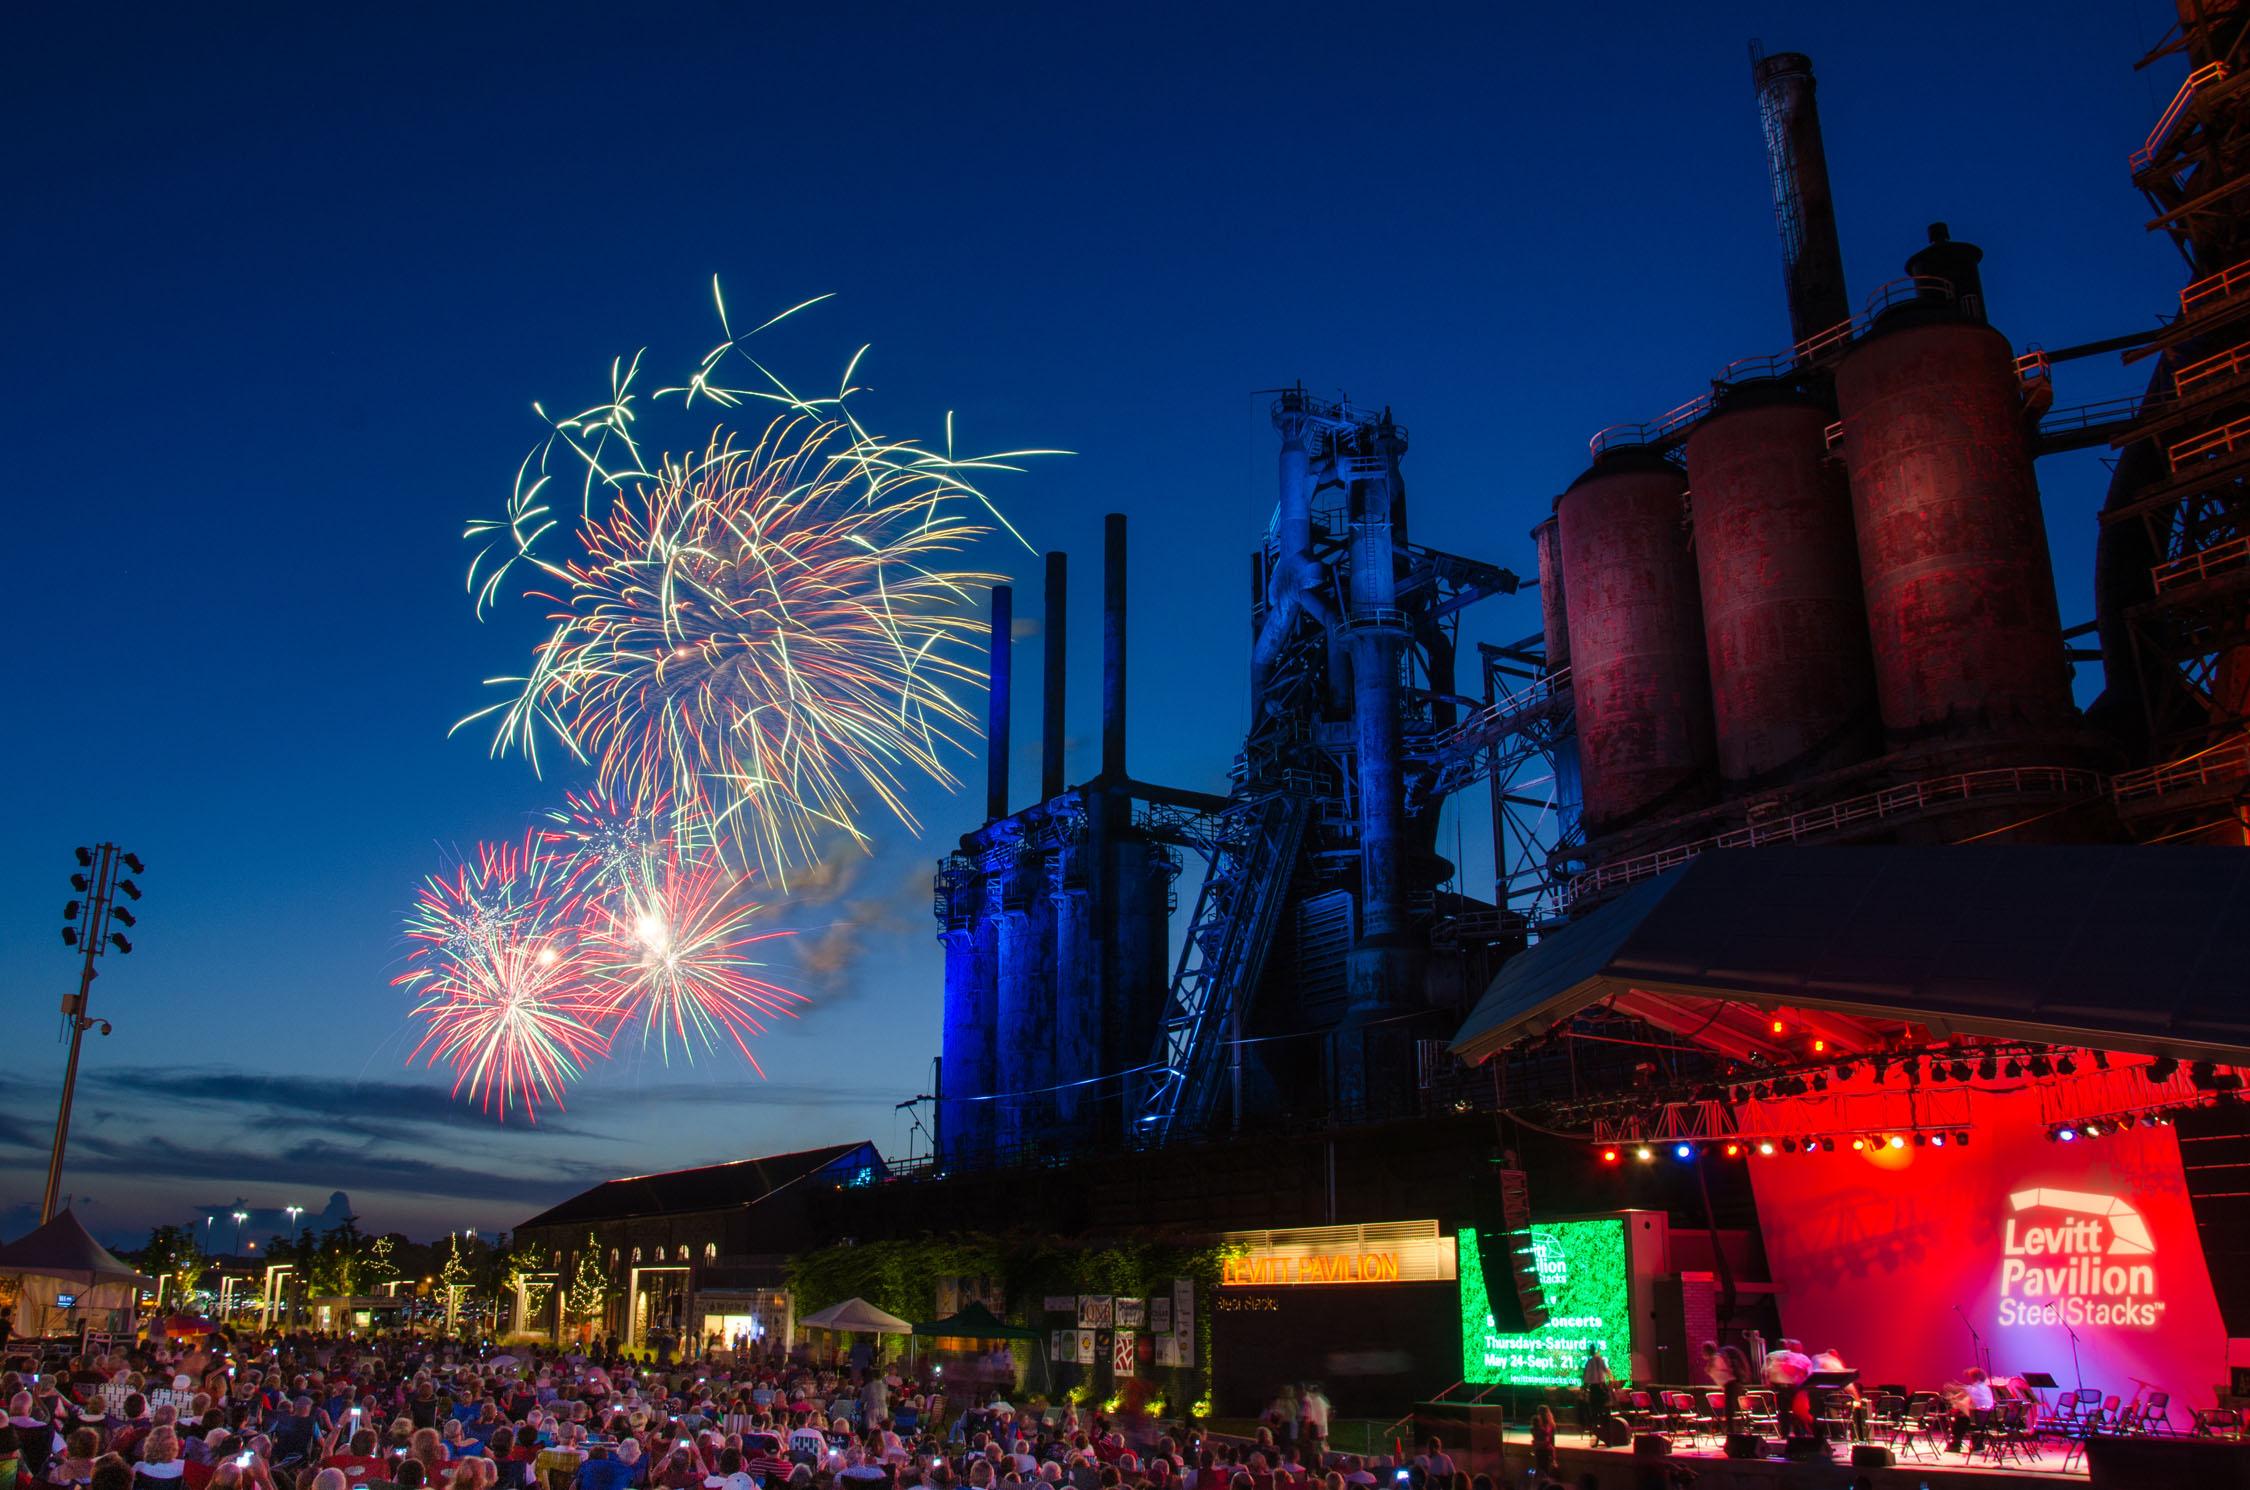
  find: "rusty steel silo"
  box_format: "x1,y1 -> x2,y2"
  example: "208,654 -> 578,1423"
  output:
1685,389 -> 1879,785
1557,449 -> 1716,833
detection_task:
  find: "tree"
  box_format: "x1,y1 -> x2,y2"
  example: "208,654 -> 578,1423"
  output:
304,1216 -> 397,1298
504,1240 -> 556,1333
563,1234 -> 608,1334
136,1225 -> 203,1302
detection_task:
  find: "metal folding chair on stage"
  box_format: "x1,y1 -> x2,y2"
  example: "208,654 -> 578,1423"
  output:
2131,1390 -> 2177,1435
1660,1391 -> 1712,1445
1740,1390 -> 1780,1440
1980,1400 -> 2035,1467
2194,1407 -> 2245,1440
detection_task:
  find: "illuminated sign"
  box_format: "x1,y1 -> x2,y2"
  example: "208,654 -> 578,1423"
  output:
1218,1220 -> 1456,1287
1997,1188 -> 2165,1329
1461,1219 -> 1631,1389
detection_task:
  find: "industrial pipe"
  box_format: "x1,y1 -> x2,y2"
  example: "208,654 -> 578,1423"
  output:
986,584 -> 1012,822
1102,514 -> 1126,783
1250,409 -> 1338,711
1754,49 -> 1850,348
1042,551 -> 1067,800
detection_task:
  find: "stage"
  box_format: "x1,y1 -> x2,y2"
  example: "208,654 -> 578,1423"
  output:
1451,1423 -> 2250,1489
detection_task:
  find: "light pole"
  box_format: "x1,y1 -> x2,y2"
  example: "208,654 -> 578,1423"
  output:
232,1210 -> 248,1255
44,844 -> 144,1223
286,1206 -> 304,1242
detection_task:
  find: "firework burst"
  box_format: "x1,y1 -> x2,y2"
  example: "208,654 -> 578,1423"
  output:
466,420 -> 1000,880
397,832 -> 608,1121
580,834 -> 804,1071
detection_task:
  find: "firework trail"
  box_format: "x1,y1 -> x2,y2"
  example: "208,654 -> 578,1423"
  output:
396,832 -> 609,1121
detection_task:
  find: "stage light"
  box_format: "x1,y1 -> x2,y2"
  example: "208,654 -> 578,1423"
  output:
2083,1121 -> 2100,1137
2121,1114 -> 2138,1129
1635,1146 -> 1654,1162
2095,1051 -> 2111,1070
2029,1056 -> 2053,1078
1803,1140 -> 1818,1156
122,853 -> 144,874
1820,1137 -> 1836,1152
1913,1132 -> 1928,1146
1812,1074 -> 1829,1092
61,928 -> 77,947
1601,1149 -> 1620,1164
1812,1039 -> 1827,1053
1771,1019 -> 1786,1035
1835,1062 -> 1855,1080
1675,1144 -> 1692,1160
1931,1133 -> 1946,1147
1781,1139 -> 1797,1153
70,873 -> 89,892
2004,1058 -> 2022,1078
2058,1055 -> 2078,1076
1724,1143 -> 1740,1158
1757,1141 -> 1775,1156
2056,1126 -> 2077,1142
1954,1131 -> 1969,1146
1850,1137 -> 1866,1151
75,847 -> 92,867
2148,1056 -> 2179,1083
1951,1060 -> 1973,1083
1887,1134 -> 1906,1149
1978,1056 -> 1997,1081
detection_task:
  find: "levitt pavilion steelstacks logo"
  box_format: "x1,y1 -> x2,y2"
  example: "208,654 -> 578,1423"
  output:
1997,1188 -> 2164,1328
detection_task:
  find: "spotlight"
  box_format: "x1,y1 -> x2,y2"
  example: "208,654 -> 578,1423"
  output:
2095,1051 -> 2112,1070
1914,1132 -> 1928,1147
1931,1133 -> 1946,1147
74,847 -> 92,868
1781,1139 -> 1797,1154
64,900 -> 79,921
1835,1062 -> 1855,1081
1978,1056 -> 1997,1081
1724,1143 -> 1741,1158
2029,1056 -> 2053,1078
1812,1039 -> 1827,1054
2056,1126 -> 2077,1142
117,879 -> 140,901
2083,1121 -> 2100,1137
2191,1061 -> 2218,1090
1954,1131 -> 1970,1147
122,853 -> 144,874
2004,1059 -> 2022,1078
111,907 -> 136,928
1821,1137 -> 1836,1152
1635,1146 -> 1654,1162
1757,1141 -> 1776,1156
2121,1114 -> 2138,1129
1850,1137 -> 1866,1151
61,928 -> 78,947
1951,1060 -> 1973,1083
1771,1019 -> 1786,1036
2148,1056 -> 2179,1084
109,932 -> 132,954
1675,1144 -> 1693,1160
1601,1149 -> 1620,1164
2058,1055 -> 2078,1077
1888,1134 -> 1906,1149
1813,1074 -> 1829,1093
70,874 -> 89,892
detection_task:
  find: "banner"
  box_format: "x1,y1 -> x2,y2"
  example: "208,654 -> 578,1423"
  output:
1077,1295 -> 1113,1328
1171,1278 -> 1195,1367
1075,1329 -> 1095,1364
1044,1296 -> 1077,1314
1150,1297 -> 1172,1334
1113,1328 -> 1137,1374
1117,1297 -> 1145,1328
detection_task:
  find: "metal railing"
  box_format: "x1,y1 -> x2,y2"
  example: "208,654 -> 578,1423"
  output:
2167,411 -> 2250,471
2132,61 -> 2229,174
2040,393 -> 2147,441
2178,253 -> 2250,315
1562,764 -> 2107,908
2151,531 -> 2250,592
1588,278 -> 1960,459
2112,733 -> 2250,803
2173,341 -> 2250,396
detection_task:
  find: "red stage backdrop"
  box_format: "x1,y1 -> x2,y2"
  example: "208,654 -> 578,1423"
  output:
1748,1083 -> 2233,1403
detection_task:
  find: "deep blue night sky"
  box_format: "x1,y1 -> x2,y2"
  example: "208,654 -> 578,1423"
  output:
2,1 -> 2186,1244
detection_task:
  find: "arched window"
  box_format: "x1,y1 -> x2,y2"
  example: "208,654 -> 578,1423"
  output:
678,1245 -> 690,1262
609,1248 -> 619,1266
703,1242 -> 717,1261
632,1246 -> 642,1264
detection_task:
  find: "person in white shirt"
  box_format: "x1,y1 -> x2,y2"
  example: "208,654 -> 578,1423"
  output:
1946,1369 -> 1996,1453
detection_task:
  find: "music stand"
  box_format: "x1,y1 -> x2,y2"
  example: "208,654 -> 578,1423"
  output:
2022,1373 -> 2060,1390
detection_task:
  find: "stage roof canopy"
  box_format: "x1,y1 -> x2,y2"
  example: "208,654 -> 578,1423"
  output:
1451,846 -> 2250,1066
0,1210 -> 153,1289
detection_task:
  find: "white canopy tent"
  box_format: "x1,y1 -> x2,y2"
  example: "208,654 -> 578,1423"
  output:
0,1211 -> 152,1339
797,1296 -> 911,1334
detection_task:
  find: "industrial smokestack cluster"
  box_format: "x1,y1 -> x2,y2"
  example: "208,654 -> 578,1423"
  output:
1553,52 -> 2078,842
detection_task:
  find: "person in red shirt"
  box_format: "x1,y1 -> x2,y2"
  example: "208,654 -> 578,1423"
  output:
325,1429 -> 394,1487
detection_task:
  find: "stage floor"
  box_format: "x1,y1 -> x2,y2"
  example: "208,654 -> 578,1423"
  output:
1493,1426 -> 2087,1487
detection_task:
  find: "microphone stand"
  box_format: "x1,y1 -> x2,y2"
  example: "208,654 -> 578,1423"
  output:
1953,1304 -> 1990,1378
2066,1322 -> 2083,1393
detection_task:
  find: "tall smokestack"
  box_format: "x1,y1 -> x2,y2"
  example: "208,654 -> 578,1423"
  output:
1042,551 -> 1067,800
1102,514 -> 1126,784
986,583 -> 1012,822
1753,49 -> 1851,348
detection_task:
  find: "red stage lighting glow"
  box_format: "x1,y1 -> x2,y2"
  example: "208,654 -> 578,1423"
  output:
1601,1148 -> 1620,1164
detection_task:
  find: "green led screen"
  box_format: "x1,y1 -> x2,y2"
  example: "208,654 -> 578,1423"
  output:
1459,1218 -> 1631,1388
